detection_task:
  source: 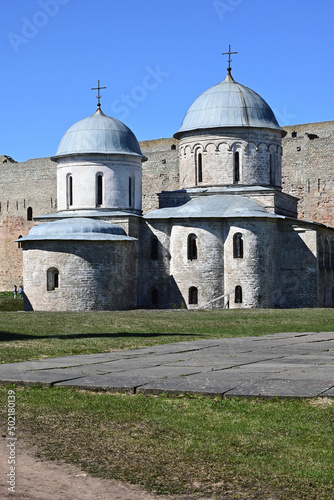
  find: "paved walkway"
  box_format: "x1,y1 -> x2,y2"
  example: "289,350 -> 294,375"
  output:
1,331 -> 334,398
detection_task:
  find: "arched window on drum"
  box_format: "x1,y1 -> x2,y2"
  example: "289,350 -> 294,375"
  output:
196,151 -> 203,184
234,151 -> 240,183
96,173 -> 103,207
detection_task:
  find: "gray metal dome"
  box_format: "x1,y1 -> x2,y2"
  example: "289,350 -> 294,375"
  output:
17,218 -> 136,241
54,108 -> 144,158
174,73 -> 285,138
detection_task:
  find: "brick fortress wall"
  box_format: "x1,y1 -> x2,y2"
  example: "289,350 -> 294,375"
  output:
0,157 -> 56,289
281,121 -> 334,227
140,138 -> 179,213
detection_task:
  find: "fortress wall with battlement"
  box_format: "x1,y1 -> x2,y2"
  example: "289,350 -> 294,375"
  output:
281,121 -> 334,227
0,157 -> 57,289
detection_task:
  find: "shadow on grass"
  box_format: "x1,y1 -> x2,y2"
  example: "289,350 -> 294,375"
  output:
0,332 -> 199,341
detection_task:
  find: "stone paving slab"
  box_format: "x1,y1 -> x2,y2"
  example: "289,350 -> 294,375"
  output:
0,331 -> 333,399
56,374 -> 155,393
225,379 -> 334,399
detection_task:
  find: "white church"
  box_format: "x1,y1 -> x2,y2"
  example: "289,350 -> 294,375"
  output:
18,55 -> 334,311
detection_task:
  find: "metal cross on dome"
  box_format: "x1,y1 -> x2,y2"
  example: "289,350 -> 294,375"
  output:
222,45 -> 238,75
91,80 -> 106,108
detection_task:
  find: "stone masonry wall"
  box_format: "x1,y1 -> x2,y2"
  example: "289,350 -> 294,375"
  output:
178,128 -> 282,189
22,240 -> 138,311
1,120 -> 334,294
169,221 -> 225,309
223,219 -> 277,309
282,121 -> 334,227
140,138 -> 179,213
0,157 -> 56,290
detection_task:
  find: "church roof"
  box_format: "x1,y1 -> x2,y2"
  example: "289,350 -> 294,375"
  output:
17,218 -> 136,241
174,73 -> 285,138
53,108 -> 145,159
144,194 -> 284,220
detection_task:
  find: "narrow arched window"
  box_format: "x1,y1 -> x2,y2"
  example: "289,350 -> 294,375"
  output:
270,153 -> 275,185
150,236 -> 158,260
234,151 -> 240,183
27,207 -> 33,221
151,288 -> 159,306
17,235 -> 22,249
67,174 -> 73,207
197,152 -> 203,183
189,287 -> 198,305
235,285 -> 242,304
187,234 -> 197,260
96,174 -> 103,206
47,268 -> 59,291
233,233 -> 244,259
129,176 -> 135,207
129,177 -> 132,206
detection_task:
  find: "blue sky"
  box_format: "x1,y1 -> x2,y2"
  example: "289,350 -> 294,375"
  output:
2,0 -> 334,162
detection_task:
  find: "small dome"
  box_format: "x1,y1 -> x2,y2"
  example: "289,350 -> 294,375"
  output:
174,73 -> 285,138
54,108 -> 144,158
17,218 -> 136,241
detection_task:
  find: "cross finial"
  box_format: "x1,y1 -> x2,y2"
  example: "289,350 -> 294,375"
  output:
222,44 -> 238,76
91,80 -> 106,108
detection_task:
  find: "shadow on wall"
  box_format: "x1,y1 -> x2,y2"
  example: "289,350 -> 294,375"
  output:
139,224 -> 186,309
274,223 -> 319,308
23,292 -> 33,311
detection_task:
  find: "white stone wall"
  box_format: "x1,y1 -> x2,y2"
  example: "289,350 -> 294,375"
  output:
223,220 -> 277,309
169,222 -> 224,308
142,216 -> 328,310
56,154 -> 142,212
144,218 -> 279,309
22,240 -> 138,311
178,128 -> 282,190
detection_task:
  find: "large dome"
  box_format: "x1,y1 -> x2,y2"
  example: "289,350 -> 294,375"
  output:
54,108 -> 144,158
174,73 -> 285,138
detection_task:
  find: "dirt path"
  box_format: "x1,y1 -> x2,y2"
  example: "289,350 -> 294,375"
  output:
1,437 -> 206,500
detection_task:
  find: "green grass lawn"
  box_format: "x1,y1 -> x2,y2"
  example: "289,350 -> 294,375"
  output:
0,294 -> 23,312
1,308 -> 333,498
1,386 -> 333,499
0,307 -> 334,363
